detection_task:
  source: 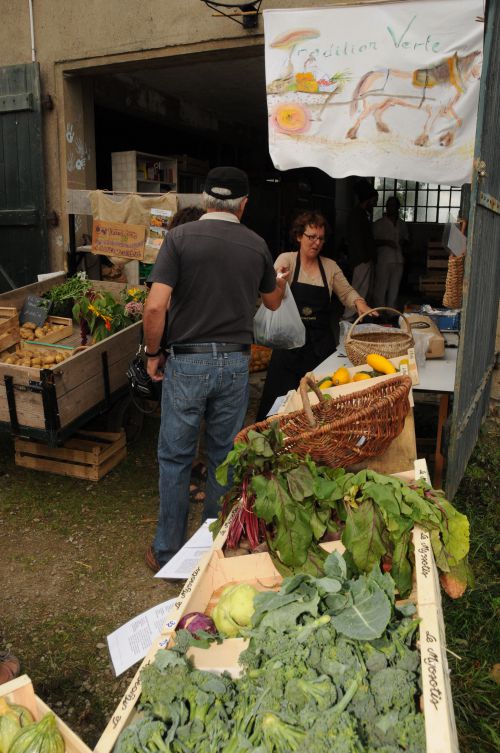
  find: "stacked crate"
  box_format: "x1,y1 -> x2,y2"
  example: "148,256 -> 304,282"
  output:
418,241 -> 448,298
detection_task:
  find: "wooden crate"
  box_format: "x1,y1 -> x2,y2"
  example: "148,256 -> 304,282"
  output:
14,430 -> 126,480
0,306 -> 19,351
0,278 -> 142,441
95,460 -> 459,753
0,675 -> 91,753
426,242 -> 449,269
23,315 -> 74,344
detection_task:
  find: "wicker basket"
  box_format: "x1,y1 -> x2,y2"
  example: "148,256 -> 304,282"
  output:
236,374 -> 412,467
443,254 -> 465,308
249,344 -> 272,373
345,307 -> 415,366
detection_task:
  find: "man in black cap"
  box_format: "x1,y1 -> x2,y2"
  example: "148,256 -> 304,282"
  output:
143,166 -> 288,571
343,178 -> 379,320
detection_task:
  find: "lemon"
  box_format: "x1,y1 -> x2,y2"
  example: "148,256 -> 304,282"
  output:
353,372 -> 371,382
332,366 -> 350,385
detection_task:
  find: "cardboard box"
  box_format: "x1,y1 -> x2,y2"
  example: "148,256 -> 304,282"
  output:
0,675 -> 92,753
406,314 -> 445,359
95,460 -> 459,753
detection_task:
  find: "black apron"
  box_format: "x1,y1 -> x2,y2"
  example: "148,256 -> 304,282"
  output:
256,254 -> 336,421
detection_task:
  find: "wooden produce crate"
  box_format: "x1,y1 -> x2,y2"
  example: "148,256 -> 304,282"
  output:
0,277 -> 142,445
95,461 -> 459,753
0,674 -> 92,753
14,429 -> 126,480
21,315 -> 74,344
0,306 -> 19,352
426,242 -> 449,269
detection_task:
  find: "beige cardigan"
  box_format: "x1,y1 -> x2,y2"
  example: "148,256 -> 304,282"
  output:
275,252 -> 361,310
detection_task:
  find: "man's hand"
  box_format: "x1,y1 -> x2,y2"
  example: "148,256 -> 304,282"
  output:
354,298 -> 378,317
147,353 -> 167,382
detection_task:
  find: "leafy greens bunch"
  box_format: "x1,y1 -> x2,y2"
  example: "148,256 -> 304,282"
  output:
114,553 -> 425,753
211,422 -> 471,598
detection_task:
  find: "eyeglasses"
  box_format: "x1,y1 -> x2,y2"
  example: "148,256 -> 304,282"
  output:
303,233 -> 325,243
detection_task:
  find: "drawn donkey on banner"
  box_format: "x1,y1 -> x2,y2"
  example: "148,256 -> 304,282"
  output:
346,51 -> 481,147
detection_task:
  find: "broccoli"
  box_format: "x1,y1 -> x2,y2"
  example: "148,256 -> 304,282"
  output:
304,710 -> 363,753
320,637 -> 362,689
361,642 -> 388,674
285,674 -> 337,712
114,725 -> 142,753
395,712 -> 426,752
370,667 -> 417,716
258,712 -> 305,753
139,663 -> 190,724
135,719 -> 172,753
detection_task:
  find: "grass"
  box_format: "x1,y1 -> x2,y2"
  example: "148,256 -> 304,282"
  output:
441,421 -> 500,753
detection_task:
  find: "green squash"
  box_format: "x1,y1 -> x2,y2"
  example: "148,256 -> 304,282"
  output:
0,714 -> 20,753
8,714 -> 64,753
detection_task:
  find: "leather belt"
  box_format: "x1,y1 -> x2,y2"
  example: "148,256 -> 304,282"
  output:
171,343 -> 250,354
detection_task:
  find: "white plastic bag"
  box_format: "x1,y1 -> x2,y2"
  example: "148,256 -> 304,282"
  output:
253,283 -> 306,349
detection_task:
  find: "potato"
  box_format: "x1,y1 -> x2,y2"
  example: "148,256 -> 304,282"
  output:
4,356 -> 17,364
23,322 -> 36,330
31,358 -> 42,366
42,355 -> 55,365
19,328 -> 31,339
34,327 -> 45,339
54,354 -> 65,363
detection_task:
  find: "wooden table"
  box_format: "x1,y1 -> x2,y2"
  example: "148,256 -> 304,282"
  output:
314,349 -> 457,488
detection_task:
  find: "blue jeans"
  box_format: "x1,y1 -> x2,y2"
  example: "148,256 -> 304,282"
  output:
154,347 -> 250,565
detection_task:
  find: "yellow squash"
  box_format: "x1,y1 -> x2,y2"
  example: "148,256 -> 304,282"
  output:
331,366 -> 351,385
366,353 -> 397,375
319,379 -> 333,390
353,372 -> 371,382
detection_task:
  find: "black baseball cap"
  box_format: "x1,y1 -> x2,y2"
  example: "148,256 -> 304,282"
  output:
204,166 -> 249,200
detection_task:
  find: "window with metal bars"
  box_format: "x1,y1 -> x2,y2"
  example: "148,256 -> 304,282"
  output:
373,178 -> 462,223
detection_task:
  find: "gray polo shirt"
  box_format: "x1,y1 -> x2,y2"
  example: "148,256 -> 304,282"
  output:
148,213 -> 277,345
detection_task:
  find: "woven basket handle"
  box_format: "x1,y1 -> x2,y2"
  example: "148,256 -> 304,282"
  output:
346,306 -> 412,343
299,375 -> 325,428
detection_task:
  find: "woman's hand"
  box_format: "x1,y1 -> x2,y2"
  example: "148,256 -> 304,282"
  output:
354,298 -> 378,317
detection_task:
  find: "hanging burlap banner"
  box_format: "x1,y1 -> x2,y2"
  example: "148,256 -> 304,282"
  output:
89,190 -> 178,264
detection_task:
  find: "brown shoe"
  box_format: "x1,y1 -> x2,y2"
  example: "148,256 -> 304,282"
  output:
145,544 -> 161,574
0,652 -> 20,685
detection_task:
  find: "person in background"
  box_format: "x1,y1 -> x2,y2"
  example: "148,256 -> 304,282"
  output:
169,205 -> 204,229
256,210 -> 373,421
143,167 -> 288,571
373,196 -> 409,311
342,179 -> 379,321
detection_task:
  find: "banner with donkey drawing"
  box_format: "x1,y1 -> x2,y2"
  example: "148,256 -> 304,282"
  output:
264,1 -> 484,186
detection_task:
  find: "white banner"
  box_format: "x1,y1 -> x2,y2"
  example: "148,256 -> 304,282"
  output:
264,1 -> 484,186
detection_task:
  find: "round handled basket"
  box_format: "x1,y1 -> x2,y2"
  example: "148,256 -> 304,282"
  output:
235,374 -> 412,468
345,307 -> 414,366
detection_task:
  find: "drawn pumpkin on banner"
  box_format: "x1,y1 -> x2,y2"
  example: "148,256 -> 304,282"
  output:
271,101 -> 312,135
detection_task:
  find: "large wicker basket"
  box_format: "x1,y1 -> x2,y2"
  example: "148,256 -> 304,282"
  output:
443,253 -> 465,308
236,374 -> 412,467
345,307 -> 414,366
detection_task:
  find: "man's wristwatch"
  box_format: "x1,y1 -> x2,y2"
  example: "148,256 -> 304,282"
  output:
144,346 -> 163,358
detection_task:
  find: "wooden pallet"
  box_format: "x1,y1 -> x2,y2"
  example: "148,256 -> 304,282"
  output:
14,430 -> 126,480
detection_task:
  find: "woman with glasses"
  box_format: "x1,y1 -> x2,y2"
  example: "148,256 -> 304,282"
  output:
256,210 -> 372,421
